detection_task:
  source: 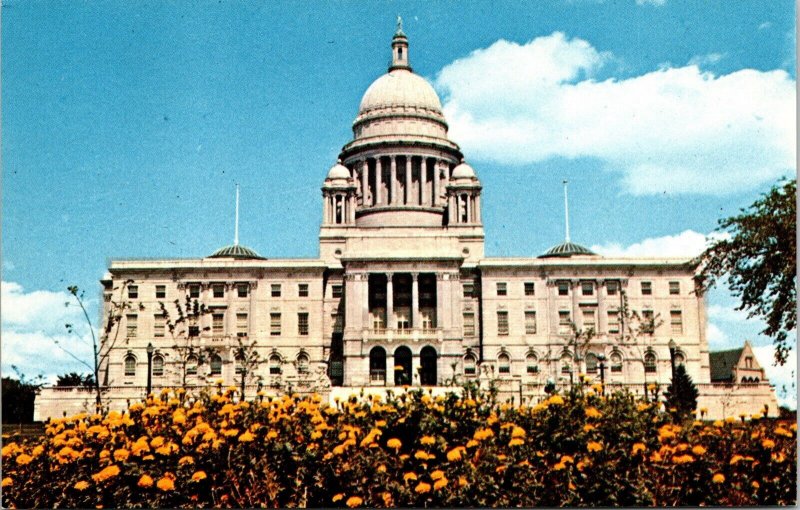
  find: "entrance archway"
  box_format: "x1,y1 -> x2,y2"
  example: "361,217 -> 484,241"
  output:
420,346 -> 437,386
394,346 -> 412,386
369,346 -> 386,385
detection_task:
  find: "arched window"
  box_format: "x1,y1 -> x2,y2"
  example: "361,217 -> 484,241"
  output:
269,354 -> 282,375
585,353 -> 598,374
234,353 -> 245,375
210,353 -> 222,376
526,353 -> 539,374
369,346 -> 386,384
186,355 -> 198,375
610,352 -> 623,373
152,355 -> 164,377
420,346 -> 437,386
297,352 -> 309,374
463,353 -> 477,376
498,353 -> 510,375
393,346 -> 412,385
124,354 -> 136,377
644,352 -> 657,373
561,353 -> 573,374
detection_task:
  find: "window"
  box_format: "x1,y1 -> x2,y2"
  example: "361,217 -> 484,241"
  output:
606,281 -> 618,296
420,310 -> 435,330
236,313 -> 248,338
463,283 -> 475,298
271,284 -> 281,297
332,285 -> 343,298
332,313 -> 344,333
745,356 -> 753,369
669,281 -> 680,295
607,310 -> 620,334
561,354 -> 572,374
463,312 -> 475,337
526,353 -> 539,374
237,283 -> 249,298
582,309 -> 596,331
497,311 -> 509,336
525,311 -> 537,335
270,313 -> 281,336
154,315 -> 166,338
269,354 -> 282,375
186,355 -> 198,375
396,309 -> 410,330
297,353 -> 309,374
498,353 -> 510,374
212,284 -> 225,298
188,284 -> 200,299
585,353 -> 598,374
641,310 -> 655,334
124,355 -> 136,377
128,285 -> 138,299
188,325 -> 200,337
558,311 -> 571,334
464,354 -> 477,376
212,313 -> 225,335
298,283 -> 309,297
641,281 -> 652,295
298,312 -> 309,336
644,352 -> 657,373
496,282 -> 507,296
234,354 -> 245,375
372,308 -> 386,331
581,282 -> 594,296
126,314 -> 138,338
210,354 -> 222,376
557,281 -> 569,296
670,310 -> 683,334
524,282 -> 535,296
152,355 -> 164,377
155,285 -> 166,299
610,352 -> 622,373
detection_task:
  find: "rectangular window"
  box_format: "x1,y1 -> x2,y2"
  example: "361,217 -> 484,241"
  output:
298,312 -> 309,336
155,285 -> 166,299
497,311 -> 509,336
153,315 -> 165,338
372,308 -> 386,331
332,285 -> 343,298
188,284 -> 200,299
669,281 -> 680,295
128,285 -> 138,299
607,310 -> 620,334
236,313 -> 248,337
606,281 -> 618,295
188,325 -> 200,337
270,313 -> 281,336
396,309 -> 410,330
126,314 -> 137,338
582,309 -> 596,330
558,311 -> 571,334
237,283 -> 249,298
212,313 -> 224,335
332,313 -> 344,333
524,282 -> 535,296
271,284 -> 282,297
581,282 -> 594,296
212,284 -> 225,298
641,281 -> 652,296
670,310 -> 683,334
463,312 -> 475,337
463,283 -> 474,298
525,311 -> 537,335
642,310 -> 655,334
557,281 -> 569,296
298,283 -> 309,297
496,282 -> 507,296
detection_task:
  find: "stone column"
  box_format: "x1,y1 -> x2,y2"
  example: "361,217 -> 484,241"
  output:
390,156 -> 397,205
435,273 -> 445,330
465,195 -> 471,224
349,193 -> 356,223
420,159 -> 427,206
322,193 -> 329,225
375,158 -> 383,205
411,272 -> 419,329
433,159 -> 440,206
405,156 -> 412,205
361,159 -> 369,206
448,195 -> 455,224
475,193 -> 481,223
386,273 -> 394,330
362,274 -> 370,329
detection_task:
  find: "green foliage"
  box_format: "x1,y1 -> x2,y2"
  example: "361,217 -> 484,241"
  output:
698,178 -> 797,364
663,364 -> 699,422
1,368 -> 44,424
56,372 -> 96,388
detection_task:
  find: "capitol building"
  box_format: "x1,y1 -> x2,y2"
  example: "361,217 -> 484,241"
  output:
35,24 -> 777,420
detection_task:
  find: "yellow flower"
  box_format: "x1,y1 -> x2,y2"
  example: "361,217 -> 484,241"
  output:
509,438 -> 524,447
387,438 -> 402,451
632,443 -> 646,455
553,462 -> 566,470
430,470 -> 445,481
375,420 -> 387,427
332,493 -> 344,502
751,481 -> 760,489
433,477 -> 448,490
377,464 -> 387,473
466,439 -> 479,448
191,471 -> 207,482
157,476 -> 175,491
178,455 -> 194,465
403,472 -> 418,482
414,450 -> 429,460
713,420 -> 724,427
346,496 -> 363,508
138,474 -> 154,488
636,403 -> 650,412
730,454 -> 744,465
511,426 -> 526,438
672,454 -> 695,464
15,453 -> 33,465
113,448 -> 130,462
712,473 -> 725,484
496,465 -> 507,474
447,448 -> 463,462
775,426 -> 792,438
92,465 -> 121,483
239,431 -> 254,443
547,395 -> 564,405
1,478 -> 12,488
458,476 -> 468,487
150,436 -> 165,448
415,482 -> 431,494
691,445 -> 707,456
420,435 -> 436,445
585,407 -> 602,419
561,455 -> 575,464
74,480 -> 90,491
761,439 -> 775,449
587,441 -> 603,453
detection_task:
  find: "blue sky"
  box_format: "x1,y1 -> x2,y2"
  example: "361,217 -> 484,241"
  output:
2,1 -> 796,405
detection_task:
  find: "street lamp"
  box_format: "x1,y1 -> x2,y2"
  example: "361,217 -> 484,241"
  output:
146,342 -> 154,397
597,354 -> 606,395
668,339 -> 677,380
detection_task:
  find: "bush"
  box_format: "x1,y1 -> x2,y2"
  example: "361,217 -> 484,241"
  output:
1,383 -> 796,507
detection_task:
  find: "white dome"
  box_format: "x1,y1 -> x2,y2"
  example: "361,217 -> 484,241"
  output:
358,69 -> 443,115
326,161 -> 351,180
451,161 -> 477,179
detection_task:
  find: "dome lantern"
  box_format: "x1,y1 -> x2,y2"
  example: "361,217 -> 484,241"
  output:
390,16 -> 410,71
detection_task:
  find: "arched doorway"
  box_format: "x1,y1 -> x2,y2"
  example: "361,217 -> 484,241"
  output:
420,346 -> 437,386
369,346 -> 386,385
394,346 -> 412,386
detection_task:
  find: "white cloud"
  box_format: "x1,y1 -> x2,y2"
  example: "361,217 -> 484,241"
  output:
758,21 -> 772,30
590,229 -> 709,257
688,53 -> 725,67
752,344 -> 797,409
436,33 -> 796,195
706,322 -> 729,348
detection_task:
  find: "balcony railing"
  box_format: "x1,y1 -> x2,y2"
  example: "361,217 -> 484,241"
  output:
365,327 -> 442,342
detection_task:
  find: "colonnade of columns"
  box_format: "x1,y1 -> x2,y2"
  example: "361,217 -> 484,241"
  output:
322,192 -> 356,225
351,155 -> 452,208
447,191 -> 481,225
366,272 -> 429,330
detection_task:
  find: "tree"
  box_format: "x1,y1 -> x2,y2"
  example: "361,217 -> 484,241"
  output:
616,292 -> 663,401
1,367 -> 45,424
160,297 -> 211,389
697,178 -> 796,365
232,337 -> 261,400
56,372 -> 95,388
663,363 -> 699,422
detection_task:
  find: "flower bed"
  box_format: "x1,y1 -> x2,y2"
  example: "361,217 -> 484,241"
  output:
2,385 -> 796,507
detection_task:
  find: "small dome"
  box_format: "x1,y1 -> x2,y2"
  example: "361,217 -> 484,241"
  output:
208,244 -> 264,260
358,69 -> 443,117
539,241 -> 596,258
327,161 -> 351,180
451,161 -> 477,179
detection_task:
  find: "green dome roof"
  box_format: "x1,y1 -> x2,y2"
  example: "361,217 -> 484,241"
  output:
208,244 -> 264,260
539,241 -> 596,258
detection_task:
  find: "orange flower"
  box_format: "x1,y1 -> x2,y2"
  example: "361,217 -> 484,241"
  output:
113,449 -> 130,462
509,438 -> 524,447
632,443 -> 646,455
420,435 -> 435,445
92,465 -> 121,483
585,407 -> 602,419
138,474 -> 154,488
712,473 -> 725,484
404,472 -> 418,482
430,470 -> 445,481
761,439 -> 775,449
1,478 -> 12,488
387,438 -> 402,451
346,496 -> 363,508
415,482 -> 431,494
447,448 -> 463,462
433,477 -> 448,490
587,441 -> 603,453
691,445 -> 707,456
178,455 -> 194,465
74,480 -> 90,491
15,453 -> 32,465
238,431 -> 254,443
332,494 -> 344,502
458,476 -> 468,487
157,476 -> 175,491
